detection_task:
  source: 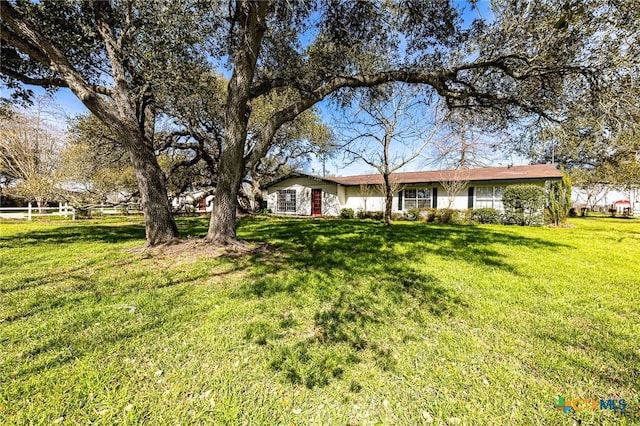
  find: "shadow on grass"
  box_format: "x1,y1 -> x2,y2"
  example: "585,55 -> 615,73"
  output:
2,274 -> 217,380
0,217 -> 212,248
233,217 -> 573,387
533,326 -> 640,391
0,251 -> 222,323
1,216 -> 571,388
237,217 -> 570,284
0,223 -> 147,247
1,221 -> 227,380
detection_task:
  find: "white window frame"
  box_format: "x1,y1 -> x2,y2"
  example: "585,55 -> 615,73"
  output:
475,186 -> 504,210
404,188 -> 431,210
277,189 -> 297,213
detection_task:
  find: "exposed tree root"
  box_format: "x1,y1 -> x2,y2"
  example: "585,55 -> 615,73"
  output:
127,237 -> 275,260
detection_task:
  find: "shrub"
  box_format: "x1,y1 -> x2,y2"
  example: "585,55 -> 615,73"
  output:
75,206 -> 90,219
419,208 -> 437,222
340,208 -> 355,219
404,208 -> 436,222
472,208 -> 501,224
390,212 -> 404,221
503,210 -> 544,226
403,210 -> 418,221
459,209 -> 473,224
434,208 -> 458,224
502,184 -> 545,226
547,171 -> 572,226
357,210 -> 383,220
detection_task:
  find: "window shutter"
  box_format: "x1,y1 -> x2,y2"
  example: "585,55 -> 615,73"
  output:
397,191 -> 403,210
468,187 -> 474,209
432,187 -> 438,208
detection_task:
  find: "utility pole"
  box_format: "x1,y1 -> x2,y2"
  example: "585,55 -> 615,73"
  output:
322,154 -> 327,177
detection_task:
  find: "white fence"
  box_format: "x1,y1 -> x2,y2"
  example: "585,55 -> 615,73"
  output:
0,203 -> 144,220
0,203 -> 76,220
81,203 -> 142,216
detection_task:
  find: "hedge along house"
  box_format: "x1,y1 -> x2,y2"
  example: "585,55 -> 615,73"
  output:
264,164 -> 563,216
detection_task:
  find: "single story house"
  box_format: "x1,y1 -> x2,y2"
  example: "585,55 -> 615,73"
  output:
264,164 -> 563,216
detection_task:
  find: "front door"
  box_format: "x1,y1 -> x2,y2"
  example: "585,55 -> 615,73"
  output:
311,189 -> 322,216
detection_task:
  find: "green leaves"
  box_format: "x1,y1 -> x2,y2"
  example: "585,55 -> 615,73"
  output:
547,171 -> 572,226
502,184 -> 546,226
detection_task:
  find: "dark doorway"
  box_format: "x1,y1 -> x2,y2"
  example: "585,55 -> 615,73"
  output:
311,189 -> 322,216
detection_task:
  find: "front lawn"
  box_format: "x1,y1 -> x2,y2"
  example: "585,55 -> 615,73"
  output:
1,216 -> 638,424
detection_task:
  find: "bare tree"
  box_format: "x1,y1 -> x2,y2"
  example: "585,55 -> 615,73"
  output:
341,84 -> 442,225
439,169 -> 469,209
62,113 -> 138,204
430,112 -> 497,170
375,176 -> 405,218
570,168 -> 611,213
0,100 -> 65,210
359,183 -> 375,214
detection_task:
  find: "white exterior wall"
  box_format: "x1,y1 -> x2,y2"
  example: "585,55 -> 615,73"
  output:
172,193 -> 215,212
435,185 -> 468,210
401,181 -> 547,211
266,177 -> 554,216
343,186 -> 402,213
266,177 -> 341,216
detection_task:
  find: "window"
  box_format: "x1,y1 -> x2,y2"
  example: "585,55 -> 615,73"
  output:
476,186 -> 504,210
404,188 -> 431,209
277,190 -> 296,212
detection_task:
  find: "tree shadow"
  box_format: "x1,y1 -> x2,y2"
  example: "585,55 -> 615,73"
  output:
533,327 -> 640,391
263,265 -> 465,388
2,273 -> 218,380
233,217 -> 572,387
238,217 -> 571,280
0,250 -> 229,325
1,217 -> 572,389
0,223 -> 147,248
1,222 -> 240,381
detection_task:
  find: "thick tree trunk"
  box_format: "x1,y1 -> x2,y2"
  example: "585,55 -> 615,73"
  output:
124,130 -> 179,246
0,2 -> 178,246
205,1 -> 267,245
205,159 -> 242,244
205,74 -> 250,244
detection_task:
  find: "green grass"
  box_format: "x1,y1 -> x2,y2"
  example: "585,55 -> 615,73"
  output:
1,216 -> 638,425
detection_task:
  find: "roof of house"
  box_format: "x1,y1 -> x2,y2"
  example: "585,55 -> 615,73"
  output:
265,164 -> 562,188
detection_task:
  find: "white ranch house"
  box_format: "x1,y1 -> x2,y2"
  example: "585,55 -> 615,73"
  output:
264,164 -> 563,216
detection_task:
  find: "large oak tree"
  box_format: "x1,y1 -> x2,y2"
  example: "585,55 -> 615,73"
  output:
0,0 -> 214,244
202,0 -> 628,243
